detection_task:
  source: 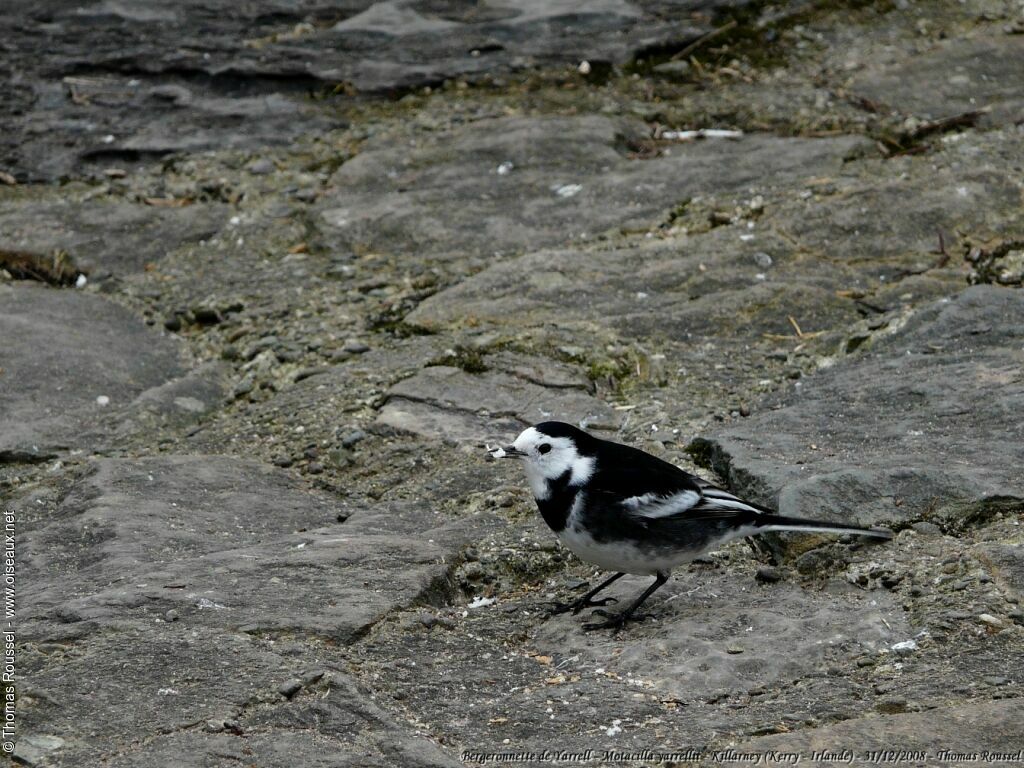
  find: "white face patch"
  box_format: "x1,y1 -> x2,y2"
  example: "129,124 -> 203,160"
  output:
512,426 -> 595,500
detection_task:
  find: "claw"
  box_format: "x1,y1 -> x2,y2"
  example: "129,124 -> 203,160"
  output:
582,609 -> 651,632
545,601 -> 574,616
546,595 -> 618,617
571,596 -> 617,615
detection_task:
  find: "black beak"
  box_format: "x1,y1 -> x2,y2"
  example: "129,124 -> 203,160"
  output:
489,445 -> 526,459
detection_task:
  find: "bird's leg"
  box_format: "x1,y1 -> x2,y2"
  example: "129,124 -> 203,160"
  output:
583,571 -> 669,631
547,572 -> 625,615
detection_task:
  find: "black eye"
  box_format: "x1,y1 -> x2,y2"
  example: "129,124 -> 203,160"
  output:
538,444 -> 551,455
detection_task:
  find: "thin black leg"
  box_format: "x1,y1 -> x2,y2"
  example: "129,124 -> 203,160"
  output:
548,572 -> 626,615
583,571 -> 670,631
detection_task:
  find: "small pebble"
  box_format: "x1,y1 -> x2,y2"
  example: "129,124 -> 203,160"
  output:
278,679 -> 302,699
247,158 -> 275,175
891,639 -> 917,655
192,306 -> 221,325
164,609 -> 179,622
755,565 -> 782,583
341,429 -> 367,448
343,340 -> 370,354
301,669 -> 326,685
294,366 -> 329,382
232,376 -> 255,399
875,697 -> 908,714
329,449 -> 354,468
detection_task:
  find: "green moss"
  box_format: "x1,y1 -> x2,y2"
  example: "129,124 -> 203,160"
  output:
585,358 -> 630,384
429,345 -> 489,374
367,316 -> 435,338
928,497 -> 1024,536
684,437 -> 717,470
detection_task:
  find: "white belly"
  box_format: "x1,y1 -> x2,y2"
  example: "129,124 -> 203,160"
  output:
556,525 -> 694,575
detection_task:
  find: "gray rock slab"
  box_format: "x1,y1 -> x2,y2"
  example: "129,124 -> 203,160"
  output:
118,360 -> 231,430
487,350 -> 595,391
0,199 -> 226,277
773,169 -> 1022,270
690,285 -> 1024,528
407,227 -> 863,340
851,35 -> 1024,127
0,283 -> 185,460
0,0 -> 755,179
21,455 -> 498,641
974,543 -> 1024,603
405,126 -> 1024,340
532,567 -> 906,701
3,70 -> 341,182
733,698 -> 1024,764
376,365 -> 620,443
19,627 -> 459,768
317,116 -> 866,263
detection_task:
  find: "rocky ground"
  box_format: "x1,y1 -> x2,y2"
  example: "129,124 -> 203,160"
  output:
3,1 -> 1024,766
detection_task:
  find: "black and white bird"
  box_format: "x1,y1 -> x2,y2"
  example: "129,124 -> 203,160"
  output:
490,421 -> 893,631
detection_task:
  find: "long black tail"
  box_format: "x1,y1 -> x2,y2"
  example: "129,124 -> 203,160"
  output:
754,513 -> 893,540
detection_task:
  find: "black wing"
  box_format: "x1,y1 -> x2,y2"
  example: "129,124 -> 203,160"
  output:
588,440 -> 771,524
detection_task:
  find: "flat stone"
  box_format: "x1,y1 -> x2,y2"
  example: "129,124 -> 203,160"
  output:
19,627 -> 459,768
376,365 -> 620,443
734,698 -> 1024,763
974,543 -> 1024,602
774,170 -> 1021,269
20,455 -> 498,641
0,283 -> 185,459
318,116 -> 865,265
407,228 -> 860,339
117,361 -> 231,433
0,199 -> 225,277
852,35 -> 1024,127
0,1 -> 744,179
533,569 -> 907,701
691,286 -> 1024,528
488,350 -> 594,391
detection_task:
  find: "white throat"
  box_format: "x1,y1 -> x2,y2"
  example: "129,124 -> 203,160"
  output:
524,454 -> 595,501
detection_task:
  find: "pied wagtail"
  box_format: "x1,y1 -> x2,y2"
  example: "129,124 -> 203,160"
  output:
490,421 -> 893,631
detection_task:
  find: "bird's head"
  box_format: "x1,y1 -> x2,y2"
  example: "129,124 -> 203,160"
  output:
491,421 -> 597,500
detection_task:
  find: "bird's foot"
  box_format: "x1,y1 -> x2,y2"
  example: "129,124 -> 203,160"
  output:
581,608 -> 651,632
547,596 -> 618,616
